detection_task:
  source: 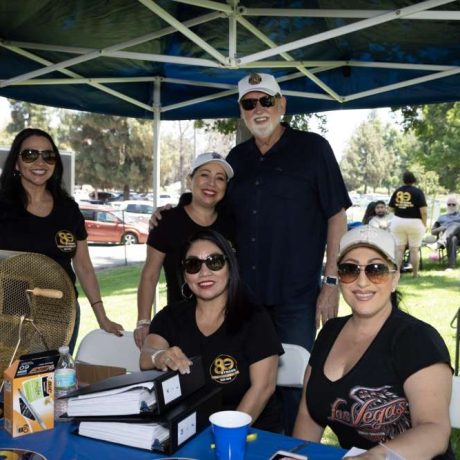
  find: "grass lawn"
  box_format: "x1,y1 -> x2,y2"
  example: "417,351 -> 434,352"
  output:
76,252 -> 460,455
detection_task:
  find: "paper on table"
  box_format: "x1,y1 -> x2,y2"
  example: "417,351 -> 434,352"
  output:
67,382 -> 156,416
79,421 -> 170,451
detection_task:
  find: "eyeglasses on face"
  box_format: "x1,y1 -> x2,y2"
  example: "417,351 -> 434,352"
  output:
338,263 -> 396,284
183,254 -> 227,274
20,149 -> 58,165
447,203 -> 457,207
240,95 -> 278,111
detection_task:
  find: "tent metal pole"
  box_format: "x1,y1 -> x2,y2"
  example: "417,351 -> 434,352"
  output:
152,77 -> 161,316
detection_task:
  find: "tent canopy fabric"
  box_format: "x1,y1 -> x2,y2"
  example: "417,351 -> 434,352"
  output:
0,0 -> 459,120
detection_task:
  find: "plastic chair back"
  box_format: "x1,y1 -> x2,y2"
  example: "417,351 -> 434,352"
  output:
277,343 -> 310,388
75,329 -> 140,372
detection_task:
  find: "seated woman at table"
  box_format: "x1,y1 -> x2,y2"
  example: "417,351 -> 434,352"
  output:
293,225 -> 454,460
140,229 -> 283,432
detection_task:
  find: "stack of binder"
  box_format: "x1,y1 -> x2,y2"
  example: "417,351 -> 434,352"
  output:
62,356 -> 222,454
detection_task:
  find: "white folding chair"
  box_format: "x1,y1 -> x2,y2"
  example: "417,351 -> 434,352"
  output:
450,376 -> 460,429
277,343 -> 310,388
75,329 -> 140,372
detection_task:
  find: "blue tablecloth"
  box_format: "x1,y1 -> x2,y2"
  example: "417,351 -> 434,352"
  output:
0,421 -> 347,459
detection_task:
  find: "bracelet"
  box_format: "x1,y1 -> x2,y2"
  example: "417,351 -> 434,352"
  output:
90,300 -> 103,307
151,349 -> 166,368
136,319 -> 151,327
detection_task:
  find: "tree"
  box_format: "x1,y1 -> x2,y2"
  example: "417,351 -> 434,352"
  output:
340,112 -> 393,193
63,111 -> 154,195
393,102 -> 460,191
6,100 -> 53,135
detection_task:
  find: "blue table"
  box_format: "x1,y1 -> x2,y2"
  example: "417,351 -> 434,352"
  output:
0,421 -> 347,459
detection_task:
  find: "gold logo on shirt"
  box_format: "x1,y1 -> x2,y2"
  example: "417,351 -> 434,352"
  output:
210,354 -> 239,384
55,230 -> 77,253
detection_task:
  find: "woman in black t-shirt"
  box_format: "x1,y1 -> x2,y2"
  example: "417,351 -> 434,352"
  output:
140,229 -> 283,432
0,128 -> 123,352
388,171 -> 427,278
293,226 -> 453,459
135,152 -> 234,348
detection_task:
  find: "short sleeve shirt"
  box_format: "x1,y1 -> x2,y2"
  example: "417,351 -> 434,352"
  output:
434,212 -> 460,228
306,309 -> 453,458
147,206 -> 233,304
225,124 -> 351,305
389,185 -> 427,219
149,300 -> 283,430
0,197 -> 87,287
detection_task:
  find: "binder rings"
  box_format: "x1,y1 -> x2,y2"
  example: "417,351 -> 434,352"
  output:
65,356 -> 205,415
76,385 -> 222,454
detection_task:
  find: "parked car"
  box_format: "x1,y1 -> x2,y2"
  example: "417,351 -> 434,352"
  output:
110,200 -> 154,226
79,204 -> 148,245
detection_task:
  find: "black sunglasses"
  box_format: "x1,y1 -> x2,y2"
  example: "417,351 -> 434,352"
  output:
447,203 -> 457,207
183,254 -> 227,274
20,149 -> 58,165
338,263 -> 396,284
240,95 -> 277,111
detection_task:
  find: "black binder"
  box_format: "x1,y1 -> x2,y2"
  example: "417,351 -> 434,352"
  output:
76,385 -> 222,454
65,356 -> 205,414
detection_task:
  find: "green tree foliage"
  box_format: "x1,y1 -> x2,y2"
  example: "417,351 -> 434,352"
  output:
62,112 -> 153,195
6,100 -> 52,136
394,103 -> 460,191
340,112 -> 394,193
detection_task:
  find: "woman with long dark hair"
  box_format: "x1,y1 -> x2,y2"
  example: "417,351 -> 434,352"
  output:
0,128 -> 123,352
140,229 -> 283,432
293,225 -> 453,459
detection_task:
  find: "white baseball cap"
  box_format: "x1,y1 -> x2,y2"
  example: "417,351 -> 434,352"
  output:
338,225 -> 397,266
238,73 -> 282,101
191,152 -> 234,180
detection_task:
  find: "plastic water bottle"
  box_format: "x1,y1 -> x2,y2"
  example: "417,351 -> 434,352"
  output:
54,345 -> 77,421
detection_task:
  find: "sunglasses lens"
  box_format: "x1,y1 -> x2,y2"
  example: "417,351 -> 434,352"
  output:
259,95 -> 275,107
365,264 -> 390,284
42,150 -> 57,164
21,149 -> 39,163
338,263 -> 360,283
183,258 -> 201,274
240,99 -> 257,111
206,254 -> 226,271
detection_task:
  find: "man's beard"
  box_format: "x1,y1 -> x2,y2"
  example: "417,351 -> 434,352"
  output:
245,112 -> 282,139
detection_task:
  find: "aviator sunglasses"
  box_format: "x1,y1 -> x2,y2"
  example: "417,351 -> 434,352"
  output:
338,263 -> 396,284
183,254 -> 227,274
20,149 -> 58,165
240,95 -> 278,111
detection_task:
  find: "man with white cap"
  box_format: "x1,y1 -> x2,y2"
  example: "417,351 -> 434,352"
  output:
225,72 -> 351,434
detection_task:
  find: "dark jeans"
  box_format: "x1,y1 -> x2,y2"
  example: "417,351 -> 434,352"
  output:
439,223 -> 460,267
266,300 -> 316,435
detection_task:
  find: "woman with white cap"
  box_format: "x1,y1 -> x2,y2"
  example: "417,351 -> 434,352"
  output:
293,225 -> 454,459
134,152 -> 234,348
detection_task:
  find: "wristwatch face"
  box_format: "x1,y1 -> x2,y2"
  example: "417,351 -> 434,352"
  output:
323,276 -> 339,286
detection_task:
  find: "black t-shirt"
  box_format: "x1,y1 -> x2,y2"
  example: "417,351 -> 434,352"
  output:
225,124 -> 351,306
147,206 -> 233,304
389,185 -> 427,219
0,197 -> 87,287
306,308 -> 454,459
149,299 -> 284,431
